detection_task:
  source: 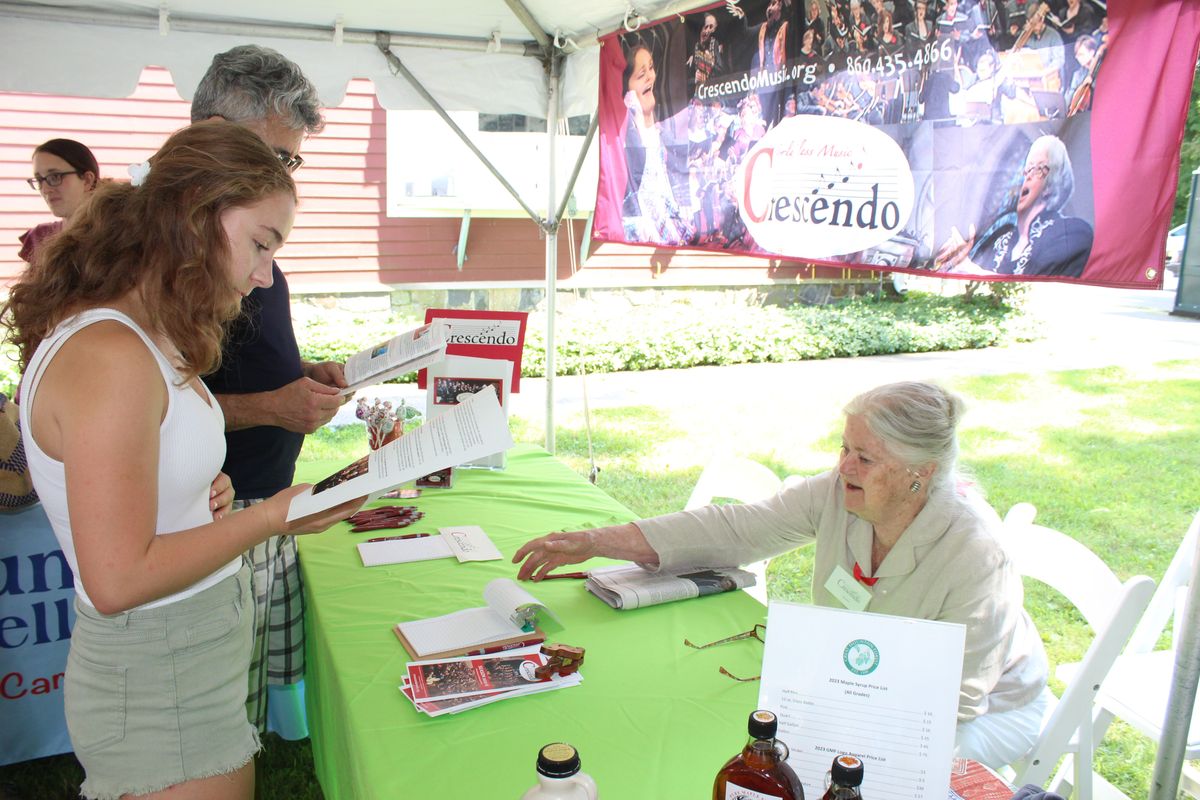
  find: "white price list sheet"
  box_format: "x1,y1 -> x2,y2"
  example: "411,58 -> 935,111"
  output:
758,602 -> 965,800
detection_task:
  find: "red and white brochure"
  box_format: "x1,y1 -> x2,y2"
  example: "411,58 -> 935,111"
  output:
400,676 -> 577,717
406,650 -> 552,702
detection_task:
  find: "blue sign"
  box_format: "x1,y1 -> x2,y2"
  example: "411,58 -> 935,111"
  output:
0,502 -> 75,766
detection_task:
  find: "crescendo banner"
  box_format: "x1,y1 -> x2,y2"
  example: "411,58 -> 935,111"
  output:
593,0 -> 1200,288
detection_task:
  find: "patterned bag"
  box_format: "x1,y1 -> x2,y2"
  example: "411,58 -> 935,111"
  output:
0,393 -> 38,509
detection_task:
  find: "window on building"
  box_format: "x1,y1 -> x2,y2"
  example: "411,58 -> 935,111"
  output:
478,114 -> 591,135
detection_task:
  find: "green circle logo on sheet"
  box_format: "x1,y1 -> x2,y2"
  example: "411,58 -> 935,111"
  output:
734,115 -> 915,259
843,639 -> 880,675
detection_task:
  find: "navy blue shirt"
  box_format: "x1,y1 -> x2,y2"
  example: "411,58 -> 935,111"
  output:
203,263 -> 305,499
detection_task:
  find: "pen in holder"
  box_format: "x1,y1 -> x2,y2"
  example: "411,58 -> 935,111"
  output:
511,604 -> 540,632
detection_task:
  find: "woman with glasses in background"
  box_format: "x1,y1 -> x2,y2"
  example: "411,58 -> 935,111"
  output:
20,138 -> 101,264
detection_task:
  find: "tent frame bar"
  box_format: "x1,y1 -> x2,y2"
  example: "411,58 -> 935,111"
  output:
0,1 -> 538,56
554,112 -> 598,225
503,0 -> 552,54
543,51 -> 562,453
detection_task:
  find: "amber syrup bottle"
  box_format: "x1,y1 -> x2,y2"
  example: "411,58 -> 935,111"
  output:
713,710 -> 805,800
820,755 -> 864,799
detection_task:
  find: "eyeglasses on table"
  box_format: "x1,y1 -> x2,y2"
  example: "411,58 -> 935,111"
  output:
683,623 -> 764,682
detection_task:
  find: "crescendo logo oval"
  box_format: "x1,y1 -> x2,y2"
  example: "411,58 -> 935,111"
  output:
735,116 -> 915,258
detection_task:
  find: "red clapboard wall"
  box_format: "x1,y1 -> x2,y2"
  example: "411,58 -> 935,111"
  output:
0,66 -> 847,290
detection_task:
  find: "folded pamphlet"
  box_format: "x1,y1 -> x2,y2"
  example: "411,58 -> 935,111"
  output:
405,648 -> 579,703
357,525 -> 503,568
399,647 -> 582,717
340,319 -> 449,395
286,386 -> 513,521
585,564 -> 756,610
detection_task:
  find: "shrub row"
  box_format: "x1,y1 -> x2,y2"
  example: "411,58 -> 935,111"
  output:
0,292 -> 1029,396
298,291 -> 1032,383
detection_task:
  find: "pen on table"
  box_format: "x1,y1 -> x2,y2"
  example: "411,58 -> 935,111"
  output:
458,636 -> 546,657
541,571 -> 589,580
366,533 -> 432,543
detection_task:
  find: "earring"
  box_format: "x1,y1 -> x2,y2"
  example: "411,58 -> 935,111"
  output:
909,478 -> 922,494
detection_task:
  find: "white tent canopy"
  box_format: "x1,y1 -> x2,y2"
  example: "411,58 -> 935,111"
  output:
0,0 -> 693,115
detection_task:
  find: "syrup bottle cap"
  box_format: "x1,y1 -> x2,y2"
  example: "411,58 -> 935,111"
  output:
747,709 -> 778,740
831,754 -> 864,787
537,742 -> 582,778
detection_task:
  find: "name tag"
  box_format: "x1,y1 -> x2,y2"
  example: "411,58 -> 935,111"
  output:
825,563 -> 872,611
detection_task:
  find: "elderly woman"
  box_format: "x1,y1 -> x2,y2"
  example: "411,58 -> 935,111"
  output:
514,381 -> 1050,769
935,134 -> 1094,277
20,138 -> 100,263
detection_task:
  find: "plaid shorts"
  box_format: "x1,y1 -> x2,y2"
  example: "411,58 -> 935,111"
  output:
232,498 -> 305,733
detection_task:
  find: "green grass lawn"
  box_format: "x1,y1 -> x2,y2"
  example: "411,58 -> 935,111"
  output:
4,358 -> 1198,799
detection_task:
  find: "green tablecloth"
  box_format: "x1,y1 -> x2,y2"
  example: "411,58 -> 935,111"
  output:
296,444 -> 766,799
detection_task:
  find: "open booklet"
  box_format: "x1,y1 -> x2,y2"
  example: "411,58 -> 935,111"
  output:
339,319 -> 449,395
584,564 -> 757,610
286,385 -> 513,521
394,578 -> 558,660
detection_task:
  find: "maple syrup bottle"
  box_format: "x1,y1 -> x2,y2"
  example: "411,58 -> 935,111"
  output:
820,755 -> 864,799
713,710 -> 805,800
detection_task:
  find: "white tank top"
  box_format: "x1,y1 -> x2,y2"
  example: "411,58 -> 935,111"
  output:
20,308 -> 239,610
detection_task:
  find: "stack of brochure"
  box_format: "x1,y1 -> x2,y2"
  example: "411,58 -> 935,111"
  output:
400,646 -> 582,717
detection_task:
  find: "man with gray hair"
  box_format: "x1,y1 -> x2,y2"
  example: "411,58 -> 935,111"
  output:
196,44 -> 347,735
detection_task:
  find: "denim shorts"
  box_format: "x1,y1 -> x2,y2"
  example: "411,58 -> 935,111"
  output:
65,562 -> 261,800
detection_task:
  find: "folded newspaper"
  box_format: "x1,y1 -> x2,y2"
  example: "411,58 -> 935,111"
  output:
584,564 -> 756,610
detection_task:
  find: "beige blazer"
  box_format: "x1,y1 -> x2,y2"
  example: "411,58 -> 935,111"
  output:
637,469 -> 1048,721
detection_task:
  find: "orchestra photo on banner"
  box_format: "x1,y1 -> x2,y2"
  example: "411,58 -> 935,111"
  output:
599,0 -> 1107,280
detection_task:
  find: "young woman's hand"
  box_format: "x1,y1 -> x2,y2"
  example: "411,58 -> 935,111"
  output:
209,471 -> 235,520
256,484 -> 365,536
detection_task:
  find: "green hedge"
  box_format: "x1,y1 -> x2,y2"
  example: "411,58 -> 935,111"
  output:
0,292 -> 1029,396
296,292 -> 1032,384
522,292 -> 1030,377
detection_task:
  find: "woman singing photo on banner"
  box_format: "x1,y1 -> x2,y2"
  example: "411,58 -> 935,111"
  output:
620,39 -> 695,246
935,132 -> 1094,278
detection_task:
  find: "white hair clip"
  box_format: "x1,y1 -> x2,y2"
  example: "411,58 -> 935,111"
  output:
127,161 -> 151,187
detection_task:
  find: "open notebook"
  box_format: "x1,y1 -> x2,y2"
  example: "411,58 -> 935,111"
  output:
394,578 -> 559,660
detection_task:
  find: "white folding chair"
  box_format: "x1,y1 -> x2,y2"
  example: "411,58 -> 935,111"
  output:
1071,509 -> 1200,799
1001,503 -> 1156,800
685,455 -> 783,604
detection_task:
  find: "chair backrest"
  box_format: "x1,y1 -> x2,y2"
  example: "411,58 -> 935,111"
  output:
685,456 -> 783,511
1124,508 -> 1199,655
1001,505 -> 1157,788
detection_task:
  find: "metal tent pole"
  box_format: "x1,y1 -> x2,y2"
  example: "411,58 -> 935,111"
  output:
543,53 -> 562,453
1148,532 -> 1200,800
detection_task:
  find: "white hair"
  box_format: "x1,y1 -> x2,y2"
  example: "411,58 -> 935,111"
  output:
843,381 -> 966,492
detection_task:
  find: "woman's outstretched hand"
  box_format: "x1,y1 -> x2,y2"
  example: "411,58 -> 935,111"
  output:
513,530 -> 598,581
512,522 -> 660,581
